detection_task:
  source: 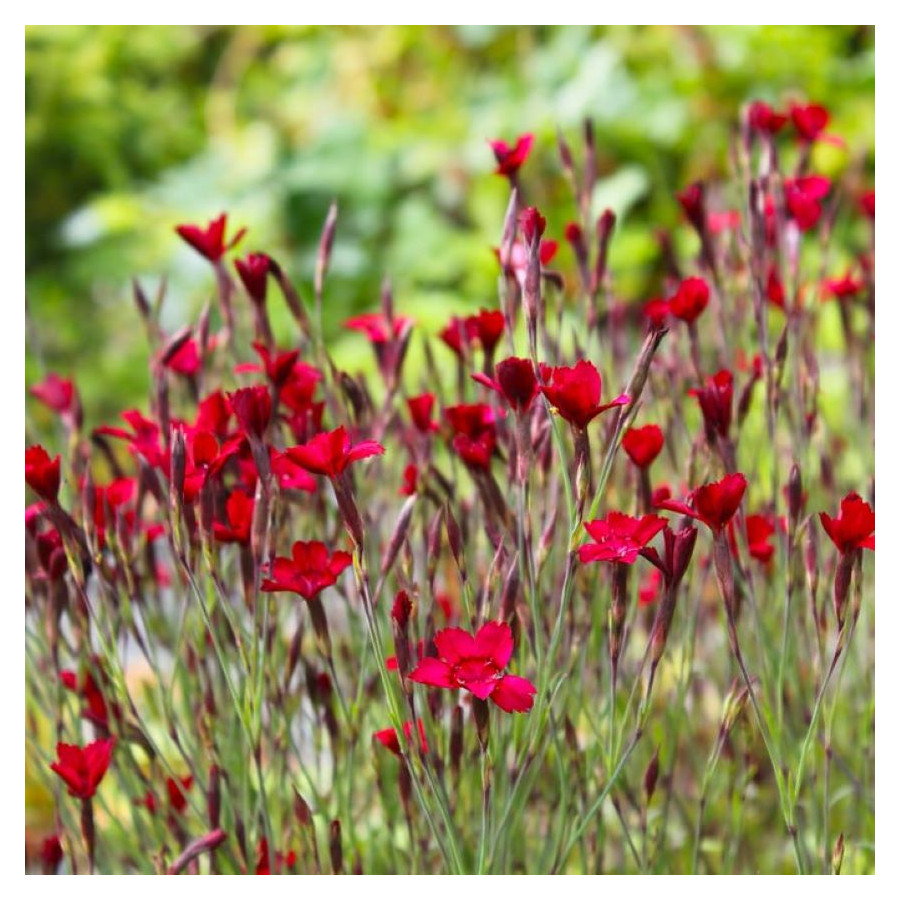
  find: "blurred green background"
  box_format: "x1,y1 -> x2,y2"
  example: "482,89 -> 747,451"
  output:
25,25 -> 874,426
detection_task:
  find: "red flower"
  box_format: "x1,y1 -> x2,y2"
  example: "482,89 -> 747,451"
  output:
819,493 -> 875,555
31,373 -> 79,423
766,267 -> 786,309
60,665 -> 110,729
236,343 -> 301,389
344,313 -> 413,344
451,431 -> 497,471
539,360 -> 628,430
175,213 -> 246,262
790,103 -> 830,143
229,386 -> 272,440
399,463 -> 418,496
656,473 -> 748,533
643,298 -> 670,330
689,370 -> 734,441
519,206 -> 546,244
234,252 -> 271,305
622,424 -> 665,469
260,540 -> 352,600
668,277 -> 710,324
468,308 -> 506,356
373,719 -> 429,756
676,182 -> 705,231
407,394 -> 438,433
50,738 -> 115,799
473,356 -> 539,415
439,316 -> 470,358
860,190 -> 875,220
25,445 -> 61,503
747,100 -> 788,134
40,834 -> 64,874
162,337 -> 201,377
785,175 -> 831,231
195,391 -> 233,435
286,426 -> 385,479
445,403 -> 497,438
166,775 -> 194,815
745,514 -> 776,563
639,568 -> 664,606
255,838 -> 297,875
578,512 -> 667,565
489,133 -> 534,178
270,449 -> 318,493
445,403 -> 498,470
823,271 -> 864,300
213,488 -> 254,545
408,621 -> 536,713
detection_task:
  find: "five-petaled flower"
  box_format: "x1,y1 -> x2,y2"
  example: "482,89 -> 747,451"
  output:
540,360 -> 628,430
819,493 -> 875,555
260,540 -> 352,600
286,426 -> 385,479
578,512 -> 667,565
50,738 -> 116,799
176,213 -> 246,263
409,621 -> 536,713
656,473 -> 748,533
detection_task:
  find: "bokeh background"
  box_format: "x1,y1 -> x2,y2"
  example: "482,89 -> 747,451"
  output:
25,25 -> 874,428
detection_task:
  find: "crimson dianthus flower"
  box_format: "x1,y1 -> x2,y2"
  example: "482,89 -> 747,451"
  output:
407,394 -> 439,433
31,373 -> 80,427
26,445 -> 61,503
819,493 -> 875,555
745,514 -> 777,563
791,103 -> 830,143
285,426 -> 385,479
472,356 -> 539,415
60,667 -> 110,729
235,343 -> 301,390
823,271 -> 865,301
373,719 -> 429,757
234,252 -> 271,305
622,424 -> 665,469
747,100 -> 788,134
344,313 -> 413,344
539,360 -> 628,430
785,175 -> 831,231
213,489 -> 254,545
668,277 -> 710,324
489,133 -> 534,178
689,370 -> 734,442
260,540 -> 352,600
578,512 -> 667,565
409,621 -> 535,713
656,473 -> 749,534
228,386 -> 272,441
50,738 -> 116,799
175,213 -> 246,262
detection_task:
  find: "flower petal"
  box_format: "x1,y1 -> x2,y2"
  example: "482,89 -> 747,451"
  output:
490,675 -> 537,713
408,658 -> 456,690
